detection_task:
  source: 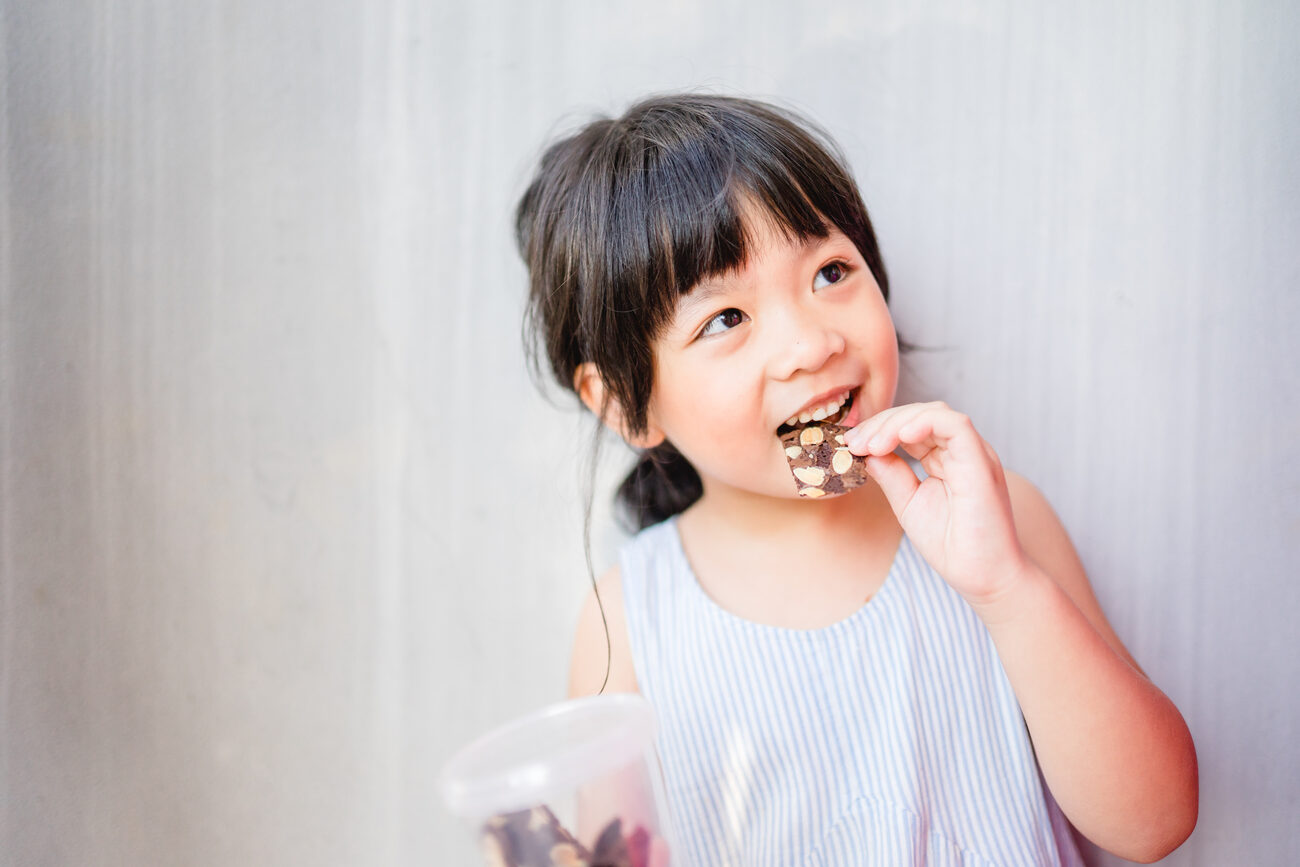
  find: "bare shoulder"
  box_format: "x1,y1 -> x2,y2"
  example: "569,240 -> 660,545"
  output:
568,564 -> 640,698
1004,469 -> 1145,675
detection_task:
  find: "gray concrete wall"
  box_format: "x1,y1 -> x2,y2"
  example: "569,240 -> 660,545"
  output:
2,1 -> 1296,864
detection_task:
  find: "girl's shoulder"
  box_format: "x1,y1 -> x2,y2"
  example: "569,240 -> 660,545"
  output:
567,562 -> 639,698
610,518 -> 689,596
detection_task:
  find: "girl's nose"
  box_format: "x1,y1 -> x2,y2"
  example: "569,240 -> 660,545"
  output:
767,312 -> 847,380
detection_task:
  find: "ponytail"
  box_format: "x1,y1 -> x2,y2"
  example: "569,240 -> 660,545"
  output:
616,442 -> 703,531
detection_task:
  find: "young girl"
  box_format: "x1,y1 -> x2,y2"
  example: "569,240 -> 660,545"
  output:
514,93 -> 1197,866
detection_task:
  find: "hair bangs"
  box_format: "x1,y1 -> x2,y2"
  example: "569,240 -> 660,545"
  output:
635,124 -> 840,326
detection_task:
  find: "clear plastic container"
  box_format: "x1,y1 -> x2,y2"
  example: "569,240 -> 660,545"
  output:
439,694 -> 676,866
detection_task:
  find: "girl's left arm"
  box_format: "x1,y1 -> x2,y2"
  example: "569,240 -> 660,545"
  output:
846,403 -> 1198,864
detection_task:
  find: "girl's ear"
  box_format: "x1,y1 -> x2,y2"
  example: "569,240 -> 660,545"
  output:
574,363 -> 666,449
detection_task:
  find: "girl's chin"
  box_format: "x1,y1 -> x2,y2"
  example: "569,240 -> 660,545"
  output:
706,474 -> 856,504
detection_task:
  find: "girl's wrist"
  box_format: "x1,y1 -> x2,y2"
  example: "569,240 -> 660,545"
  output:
961,557 -> 1054,628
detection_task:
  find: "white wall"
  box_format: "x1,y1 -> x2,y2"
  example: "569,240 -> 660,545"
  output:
2,1 -> 1296,864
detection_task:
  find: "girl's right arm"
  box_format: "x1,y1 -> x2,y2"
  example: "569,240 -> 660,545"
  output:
568,565 -> 640,697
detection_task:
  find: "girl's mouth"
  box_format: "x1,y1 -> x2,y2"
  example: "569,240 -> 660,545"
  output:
776,389 -> 855,436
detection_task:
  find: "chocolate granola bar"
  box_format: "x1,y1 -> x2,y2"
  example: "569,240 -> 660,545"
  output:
780,422 -> 869,498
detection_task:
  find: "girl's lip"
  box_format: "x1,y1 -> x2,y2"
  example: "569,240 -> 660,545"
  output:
841,385 -> 866,428
778,385 -> 862,431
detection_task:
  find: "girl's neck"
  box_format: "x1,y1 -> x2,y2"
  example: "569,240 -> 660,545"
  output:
673,474 -> 903,630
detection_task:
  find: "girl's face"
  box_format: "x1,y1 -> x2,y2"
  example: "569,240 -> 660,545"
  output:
644,203 -> 900,502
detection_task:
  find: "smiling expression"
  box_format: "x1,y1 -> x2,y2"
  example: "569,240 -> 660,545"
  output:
643,203 -> 900,502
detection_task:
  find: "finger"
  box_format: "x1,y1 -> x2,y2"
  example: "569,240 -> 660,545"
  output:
845,404 -> 908,452
862,402 -> 952,458
918,446 -> 946,480
899,440 -> 939,464
862,451 -> 921,517
896,411 -> 997,488
848,401 -> 944,455
846,402 -> 933,451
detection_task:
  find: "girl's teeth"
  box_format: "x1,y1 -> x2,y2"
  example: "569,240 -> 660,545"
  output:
784,392 -> 851,428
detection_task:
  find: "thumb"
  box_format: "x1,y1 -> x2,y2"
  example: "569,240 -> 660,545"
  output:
649,837 -> 671,867
864,452 -> 920,517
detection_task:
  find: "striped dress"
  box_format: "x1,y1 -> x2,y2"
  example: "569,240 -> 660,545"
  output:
619,517 -> 1085,867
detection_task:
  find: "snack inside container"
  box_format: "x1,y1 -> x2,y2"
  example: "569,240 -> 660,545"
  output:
439,694 -> 675,866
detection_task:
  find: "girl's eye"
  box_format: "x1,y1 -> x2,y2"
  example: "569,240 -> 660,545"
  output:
813,260 -> 851,290
699,308 -> 748,338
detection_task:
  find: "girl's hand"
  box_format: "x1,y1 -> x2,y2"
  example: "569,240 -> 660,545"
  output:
845,402 -> 1030,604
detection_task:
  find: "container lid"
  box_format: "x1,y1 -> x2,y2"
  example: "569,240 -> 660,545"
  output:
439,694 -> 658,819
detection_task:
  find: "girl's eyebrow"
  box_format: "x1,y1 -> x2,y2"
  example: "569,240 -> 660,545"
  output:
673,278 -> 743,329
678,280 -> 729,313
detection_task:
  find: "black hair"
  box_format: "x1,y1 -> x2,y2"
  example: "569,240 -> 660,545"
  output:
514,92 -> 891,532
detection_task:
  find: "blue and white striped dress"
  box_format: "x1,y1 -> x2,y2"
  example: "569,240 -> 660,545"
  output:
619,517 -> 1085,867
